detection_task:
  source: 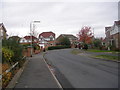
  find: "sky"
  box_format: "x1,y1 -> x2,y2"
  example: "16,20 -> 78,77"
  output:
0,0 -> 119,38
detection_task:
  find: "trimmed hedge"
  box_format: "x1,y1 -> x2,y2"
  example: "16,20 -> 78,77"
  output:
48,45 -> 71,50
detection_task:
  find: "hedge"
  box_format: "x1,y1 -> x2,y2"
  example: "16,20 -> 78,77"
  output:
2,47 -> 14,63
48,45 -> 71,50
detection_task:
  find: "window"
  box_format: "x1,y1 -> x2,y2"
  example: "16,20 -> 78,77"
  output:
1,30 -> 3,36
23,40 -> 25,42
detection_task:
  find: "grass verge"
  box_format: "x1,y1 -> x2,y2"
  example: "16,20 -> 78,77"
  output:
94,55 -> 119,61
71,49 -> 81,55
87,49 -> 119,53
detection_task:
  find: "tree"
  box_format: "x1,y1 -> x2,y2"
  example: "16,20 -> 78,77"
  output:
77,26 -> 93,44
93,38 -> 102,48
8,36 -> 20,42
59,37 -> 71,46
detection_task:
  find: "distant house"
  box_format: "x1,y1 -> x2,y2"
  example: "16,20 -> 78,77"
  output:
0,23 -> 8,39
38,31 -> 56,48
105,20 -> 120,50
56,34 -> 78,47
105,26 -> 112,46
20,36 -> 38,44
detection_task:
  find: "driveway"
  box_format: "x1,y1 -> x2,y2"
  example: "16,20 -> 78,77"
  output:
44,49 -> 118,88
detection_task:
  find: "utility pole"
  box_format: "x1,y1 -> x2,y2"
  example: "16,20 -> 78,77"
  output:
30,21 -> 40,57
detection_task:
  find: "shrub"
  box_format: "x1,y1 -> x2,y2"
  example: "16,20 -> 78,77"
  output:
2,39 -> 23,63
2,47 -> 14,63
33,44 -> 40,50
83,43 -> 88,50
58,37 -> 71,46
93,39 -> 101,48
48,45 -> 71,50
2,72 -> 12,88
22,43 -> 31,49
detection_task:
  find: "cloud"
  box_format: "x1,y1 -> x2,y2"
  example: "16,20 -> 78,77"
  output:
1,1 -> 118,38
118,1 -> 120,20
3,0 -> 120,2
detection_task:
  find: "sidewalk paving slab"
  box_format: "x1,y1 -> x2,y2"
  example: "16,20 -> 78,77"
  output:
14,53 -> 60,88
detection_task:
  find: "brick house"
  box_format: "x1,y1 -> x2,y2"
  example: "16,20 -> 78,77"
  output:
0,23 -> 8,39
56,34 -> 78,47
20,36 -> 39,44
38,31 -> 56,48
105,20 -> 120,50
105,27 -> 112,46
20,36 -> 40,56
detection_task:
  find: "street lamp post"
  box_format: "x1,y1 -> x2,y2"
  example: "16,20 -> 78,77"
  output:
30,21 -> 40,57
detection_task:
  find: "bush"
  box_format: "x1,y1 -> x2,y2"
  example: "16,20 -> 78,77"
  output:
58,37 -> 71,46
2,47 -> 14,63
93,39 -> 101,48
48,45 -> 71,50
22,43 -> 31,49
33,44 -> 40,50
83,43 -> 88,50
2,39 -> 23,63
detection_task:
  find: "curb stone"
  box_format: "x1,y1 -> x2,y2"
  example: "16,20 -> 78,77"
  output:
43,52 -> 63,90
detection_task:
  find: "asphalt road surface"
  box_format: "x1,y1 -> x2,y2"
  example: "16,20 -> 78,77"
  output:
44,49 -> 118,88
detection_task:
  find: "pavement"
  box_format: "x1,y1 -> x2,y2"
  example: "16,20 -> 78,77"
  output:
14,53 -> 60,88
44,49 -> 119,88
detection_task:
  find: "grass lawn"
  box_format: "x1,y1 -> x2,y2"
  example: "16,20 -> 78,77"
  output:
71,49 -> 81,55
87,49 -> 119,53
95,55 -> 119,61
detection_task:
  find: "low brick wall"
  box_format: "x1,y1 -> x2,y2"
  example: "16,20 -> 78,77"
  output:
34,50 -> 40,54
23,48 -> 34,57
23,48 -> 41,57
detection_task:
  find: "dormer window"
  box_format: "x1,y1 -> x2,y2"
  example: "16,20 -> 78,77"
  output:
40,35 -> 43,38
50,35 -> 54,41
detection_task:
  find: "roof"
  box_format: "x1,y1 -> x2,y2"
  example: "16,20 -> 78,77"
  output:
105,27 -> 111,31
0,23 -> 2,26
114,20 -> 120,25
24,36 -> 38,40
0,23 -> 7,32
39,32 -> 55,38
61,34 -> 78,39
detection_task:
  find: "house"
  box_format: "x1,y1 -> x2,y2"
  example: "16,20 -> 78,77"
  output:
105,26 -> 112,46
38,31 -> 56,48
20,36 -> 39,44
105,20 -> 120,50
0,23 -> 8,39
56,34 -> 78,47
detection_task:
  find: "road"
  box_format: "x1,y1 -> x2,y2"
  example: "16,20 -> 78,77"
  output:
44,49 -> 118,88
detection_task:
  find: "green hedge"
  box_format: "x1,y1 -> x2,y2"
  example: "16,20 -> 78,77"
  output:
48,45 -> 71,50
2,47 -> 14,63
2,39 -> 23,63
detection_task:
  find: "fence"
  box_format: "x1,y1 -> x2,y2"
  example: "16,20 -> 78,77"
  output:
0,62 -> 18,80
0,56 -> 26,87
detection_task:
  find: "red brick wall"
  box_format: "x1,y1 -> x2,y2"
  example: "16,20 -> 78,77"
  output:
23,48 -> 34,57
112,32 -> 120,50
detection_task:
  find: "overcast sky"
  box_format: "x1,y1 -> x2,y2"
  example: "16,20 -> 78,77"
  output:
0,0 -> 119,38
